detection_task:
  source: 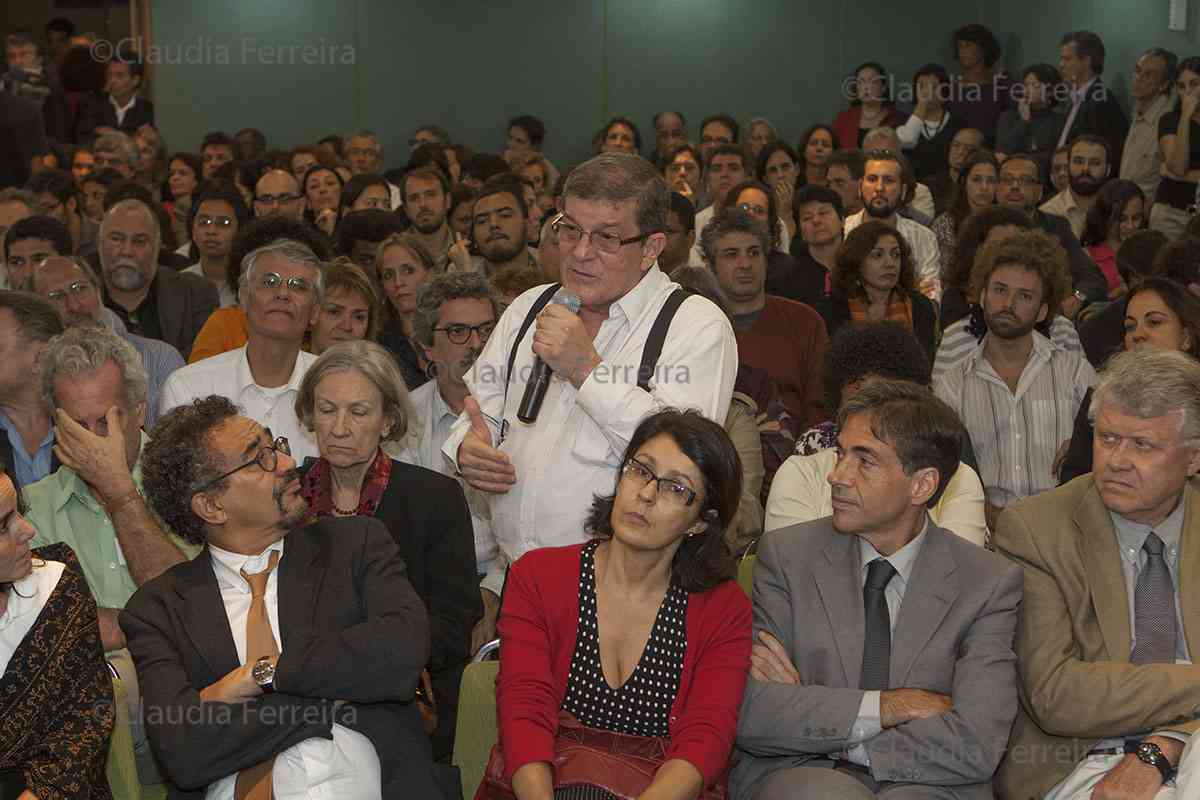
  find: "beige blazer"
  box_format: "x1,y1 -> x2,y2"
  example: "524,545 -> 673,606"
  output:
993,476 -> 1200,799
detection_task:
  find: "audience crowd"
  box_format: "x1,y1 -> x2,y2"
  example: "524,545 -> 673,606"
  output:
4,16 -> 1200,800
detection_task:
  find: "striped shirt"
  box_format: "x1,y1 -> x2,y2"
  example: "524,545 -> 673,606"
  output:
932,314 -> 1083,383
933,331 -> 1095,507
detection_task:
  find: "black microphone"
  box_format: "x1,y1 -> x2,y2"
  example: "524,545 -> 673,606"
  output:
517,290 -> 581,423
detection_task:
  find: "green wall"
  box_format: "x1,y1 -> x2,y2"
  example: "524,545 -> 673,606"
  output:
149,0 -> 1141,170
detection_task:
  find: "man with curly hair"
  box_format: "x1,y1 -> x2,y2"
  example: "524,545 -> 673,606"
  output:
934,230 -> 1095,529
121,395 -> 454,798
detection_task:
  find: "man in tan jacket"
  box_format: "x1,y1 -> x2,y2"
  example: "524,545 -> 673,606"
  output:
995,349 -> 1200,799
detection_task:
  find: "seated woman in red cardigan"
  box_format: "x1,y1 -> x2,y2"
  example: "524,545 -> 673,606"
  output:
487,409 -> 753,800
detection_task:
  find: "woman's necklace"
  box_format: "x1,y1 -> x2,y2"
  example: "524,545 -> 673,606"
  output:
332,502 -> 358,516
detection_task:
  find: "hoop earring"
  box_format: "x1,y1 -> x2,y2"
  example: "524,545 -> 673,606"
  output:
425,361 -> 439,379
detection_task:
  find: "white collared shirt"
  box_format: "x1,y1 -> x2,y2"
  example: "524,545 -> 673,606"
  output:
933,332 -> 1095,507
204,541 -> 381,800
159,345 -> 319,464
109,93 -> 137,126
183,263 -> 238,307
442,268 -> 737,597
0,560 -> 66,677
843,210 -> 943,304
1039,189 -> 1086,240
398,379 -> 499,573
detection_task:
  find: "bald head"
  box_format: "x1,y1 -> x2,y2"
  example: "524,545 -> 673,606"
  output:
254,169 -> 306,221
31,255 -> 103,328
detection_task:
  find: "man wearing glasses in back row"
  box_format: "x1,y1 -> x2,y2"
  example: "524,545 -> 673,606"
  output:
443,152 -> 738,648
160,238 -> 324,463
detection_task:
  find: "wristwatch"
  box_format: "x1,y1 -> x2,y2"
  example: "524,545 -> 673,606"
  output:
1135,741 -> 1175,784
252,656 -> 276,694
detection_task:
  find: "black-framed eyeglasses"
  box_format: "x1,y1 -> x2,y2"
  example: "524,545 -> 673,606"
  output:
254,193 -> 300,206
192,436 -> 290,496
620,457 -> 697,507
195,214 -> 235,228
45,280 -> 94,303
551,214 -> 657,255
434,321 -> 496,345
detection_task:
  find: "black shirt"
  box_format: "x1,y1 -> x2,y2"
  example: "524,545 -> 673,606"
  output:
769,247 -> 830,313
103,273 -> 162,342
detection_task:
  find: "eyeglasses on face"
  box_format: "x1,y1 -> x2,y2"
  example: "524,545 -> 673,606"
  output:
256,272 -> 314,294
620,457 -> 697,507
434,321 -> 495,345
45,280 -> 94,303
195,214 -> 235,228
192,436 -> 290,496
551,214 -> 656,255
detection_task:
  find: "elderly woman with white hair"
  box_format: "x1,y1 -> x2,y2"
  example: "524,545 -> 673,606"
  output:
295,339 -> 482,760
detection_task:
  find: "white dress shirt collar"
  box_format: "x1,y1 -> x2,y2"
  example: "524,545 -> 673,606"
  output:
856,517 -> 930,590
233,344 -> 309,397
208,539 -> 285,594
606,265 -> 669,326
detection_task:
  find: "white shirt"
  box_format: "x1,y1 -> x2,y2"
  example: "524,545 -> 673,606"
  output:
398,379 -> 499,573
844,210 -> 943,303
908,182 -> 936,220
0,560 -> 66,677
896,112 -> 952,148
159,346 -> 319,465
204,542 -> 380,800
765,448 -> 988,546
183,263 -> 238,307
933,331 -> 1095,507
442,268 -> 737,597
687,206 -> 790,266
109,93 -> 138,126
1039,189 -> 1086,240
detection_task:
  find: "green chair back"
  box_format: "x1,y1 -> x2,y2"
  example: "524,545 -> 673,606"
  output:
452,660 -> 501,800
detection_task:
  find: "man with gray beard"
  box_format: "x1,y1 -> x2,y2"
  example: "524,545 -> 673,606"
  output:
99,198 -> 217,357
400,270 -> 501,650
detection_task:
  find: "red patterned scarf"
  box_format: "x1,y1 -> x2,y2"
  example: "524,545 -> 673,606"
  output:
300,448 -> 392,521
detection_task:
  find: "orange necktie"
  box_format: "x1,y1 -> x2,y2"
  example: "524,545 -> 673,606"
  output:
234,550 -> 280,800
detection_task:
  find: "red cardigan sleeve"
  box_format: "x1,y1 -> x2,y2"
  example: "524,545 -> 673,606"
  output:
667,580 -> 753,787
495,545 -> 580,779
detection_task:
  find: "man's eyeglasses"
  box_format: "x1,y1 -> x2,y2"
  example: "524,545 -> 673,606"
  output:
45,280 -> 93,303
196,214 -> 235,228
192,436 -> 290,496
434,322 -> 495,345
620,457 -> 697,507
254,193 -> 300,206
256,272 -> 314,294
999,176 -> 1040,187
551,214 -> 657,255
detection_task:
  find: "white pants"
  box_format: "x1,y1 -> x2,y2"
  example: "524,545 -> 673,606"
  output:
1046,736 -> 1200,799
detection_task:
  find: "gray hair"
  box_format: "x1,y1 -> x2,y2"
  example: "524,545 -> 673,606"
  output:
1090,349 -> 1200,444
100,198 -> 162,259
94,131 -> 139,167
344,129 -> 381,153
563,152 -> 668,237
863,126 -> 901,150
41,325 -> 149,411
238,238 -> 325,305
747,117 -> 778,140
699,206 -> 771,268
412,271 -> 499,347
1142,47 -> 1179,90
0,188 -> 37,211
295,340 -> 412,443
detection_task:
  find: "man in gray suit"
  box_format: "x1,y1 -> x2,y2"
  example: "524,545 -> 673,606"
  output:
732,379 -> 1024,799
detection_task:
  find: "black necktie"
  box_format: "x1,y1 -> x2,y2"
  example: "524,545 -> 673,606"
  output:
861,558 -> 898,690
1131,532 -> 1178,664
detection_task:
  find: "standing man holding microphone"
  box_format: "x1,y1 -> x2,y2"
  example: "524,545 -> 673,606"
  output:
443,153 -> 738,648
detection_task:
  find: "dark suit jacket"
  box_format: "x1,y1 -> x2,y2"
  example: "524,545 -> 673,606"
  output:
993,477 -> 1200,799
300,456 -> 484,758
1058,78 -> 1130,169
75,92 -> 155,142
119,516 -> 453,799
1032,210 -> 1108,302
155,267 -> 219,358
731,519 -> 1023,799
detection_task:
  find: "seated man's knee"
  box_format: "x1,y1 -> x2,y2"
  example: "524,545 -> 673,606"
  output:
755,766 -> 876,800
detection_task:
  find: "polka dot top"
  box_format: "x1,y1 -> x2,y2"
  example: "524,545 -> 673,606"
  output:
560,539 -> 689,739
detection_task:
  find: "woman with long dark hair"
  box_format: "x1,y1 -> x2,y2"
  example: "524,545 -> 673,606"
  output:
1081,179 -> 1146,298
931,149 -> 1000,278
